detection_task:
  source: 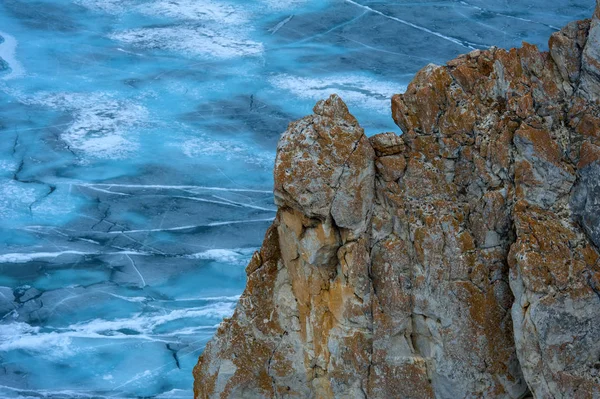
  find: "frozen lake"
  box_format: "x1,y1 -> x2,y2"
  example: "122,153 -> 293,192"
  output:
0,0 -> 594,397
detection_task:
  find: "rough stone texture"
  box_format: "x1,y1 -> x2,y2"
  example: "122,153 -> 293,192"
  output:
581,2 -> 600,101
194,4 -> 600,398
273,94 -> 375,237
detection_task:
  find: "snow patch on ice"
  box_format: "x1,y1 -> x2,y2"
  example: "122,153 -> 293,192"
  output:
20,92 -> 148,159
0,160 -> 16,173
109,26 -> 263,59
270,74 -> 405,112
76,0 -> 248,24
0,181 -> 37,218
74,0 -> 133,14
139,0 -> 248,24
260,0 -> 311,10
0,322 -> 74,359
179,136 -> 273,168
185,248 -> 255,266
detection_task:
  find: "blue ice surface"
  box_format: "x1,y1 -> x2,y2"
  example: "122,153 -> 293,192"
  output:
0,0 -> 595,397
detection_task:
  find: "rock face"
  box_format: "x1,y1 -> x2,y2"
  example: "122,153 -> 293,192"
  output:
194,5 -> 600,398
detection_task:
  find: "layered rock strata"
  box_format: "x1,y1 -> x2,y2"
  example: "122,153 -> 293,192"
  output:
194,5 -> 600,398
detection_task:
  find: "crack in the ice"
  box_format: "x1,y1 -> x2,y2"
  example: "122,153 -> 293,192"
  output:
78,183 -> 271,194
166,343 -> 181,369
346,38 -> 432,60
107,217 -> 275,234
12,159 -> 24,182
287,10 -> 367,46
91,205 -> 111,231
118,233 -> 167,256
126,254 -> 146,288
456,0 -> 561,31
345,0 -> 482,50
12,159 -> 57,213
269,15 -> 294,35
27,184 -> 56,213
11,133 -> 19,156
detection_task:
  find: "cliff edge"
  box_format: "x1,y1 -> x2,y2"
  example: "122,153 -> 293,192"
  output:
194,4 -> 600,398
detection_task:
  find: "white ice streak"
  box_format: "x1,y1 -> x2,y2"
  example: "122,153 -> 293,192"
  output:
458,1 -> 561,30
125,254 -> 146,287
210,195 -> 276,212
100,292 -> 148,303
0,384 -> 134,399
0,250 -> 150,264
83,186 -> 131,196
0,322 -> 74,358
185,248 -> 255,266
107,217 -> 275,234
0,31 -> 25,80
154,389 -> 191,399
109,26 -> 263,59
0,302 -> 235,355
269,15 -> 294,34
270,74 -> 405,112
345,0 -> 479,49
78,183 -> 272,194
167,195 -> 275,211
202,217 -> 275,226
172,295 -> 241,302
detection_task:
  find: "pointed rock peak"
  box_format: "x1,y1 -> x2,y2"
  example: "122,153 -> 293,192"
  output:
274,95 -> 374,235
313,94 -> 358,125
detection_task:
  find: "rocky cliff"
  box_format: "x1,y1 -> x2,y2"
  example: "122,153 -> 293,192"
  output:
193,4 -> 600,398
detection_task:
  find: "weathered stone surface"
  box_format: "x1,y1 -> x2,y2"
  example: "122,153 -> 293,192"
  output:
273,94 -> 375,236
195,6 -> 600,398
369,132 -> 405,156
550,19 -> 590,85
572,161 -> 600,250
581,1 -> 600,101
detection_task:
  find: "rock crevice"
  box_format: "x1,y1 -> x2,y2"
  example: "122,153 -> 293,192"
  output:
194,4 -> 600,398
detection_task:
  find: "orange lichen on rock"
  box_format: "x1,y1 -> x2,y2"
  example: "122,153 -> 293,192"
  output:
194,4 -> 600,398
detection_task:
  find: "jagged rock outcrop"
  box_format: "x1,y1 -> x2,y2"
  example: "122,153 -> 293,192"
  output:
194,4 -> 600,398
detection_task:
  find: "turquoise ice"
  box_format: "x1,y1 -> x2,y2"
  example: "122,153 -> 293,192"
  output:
0,0 -> 595,397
